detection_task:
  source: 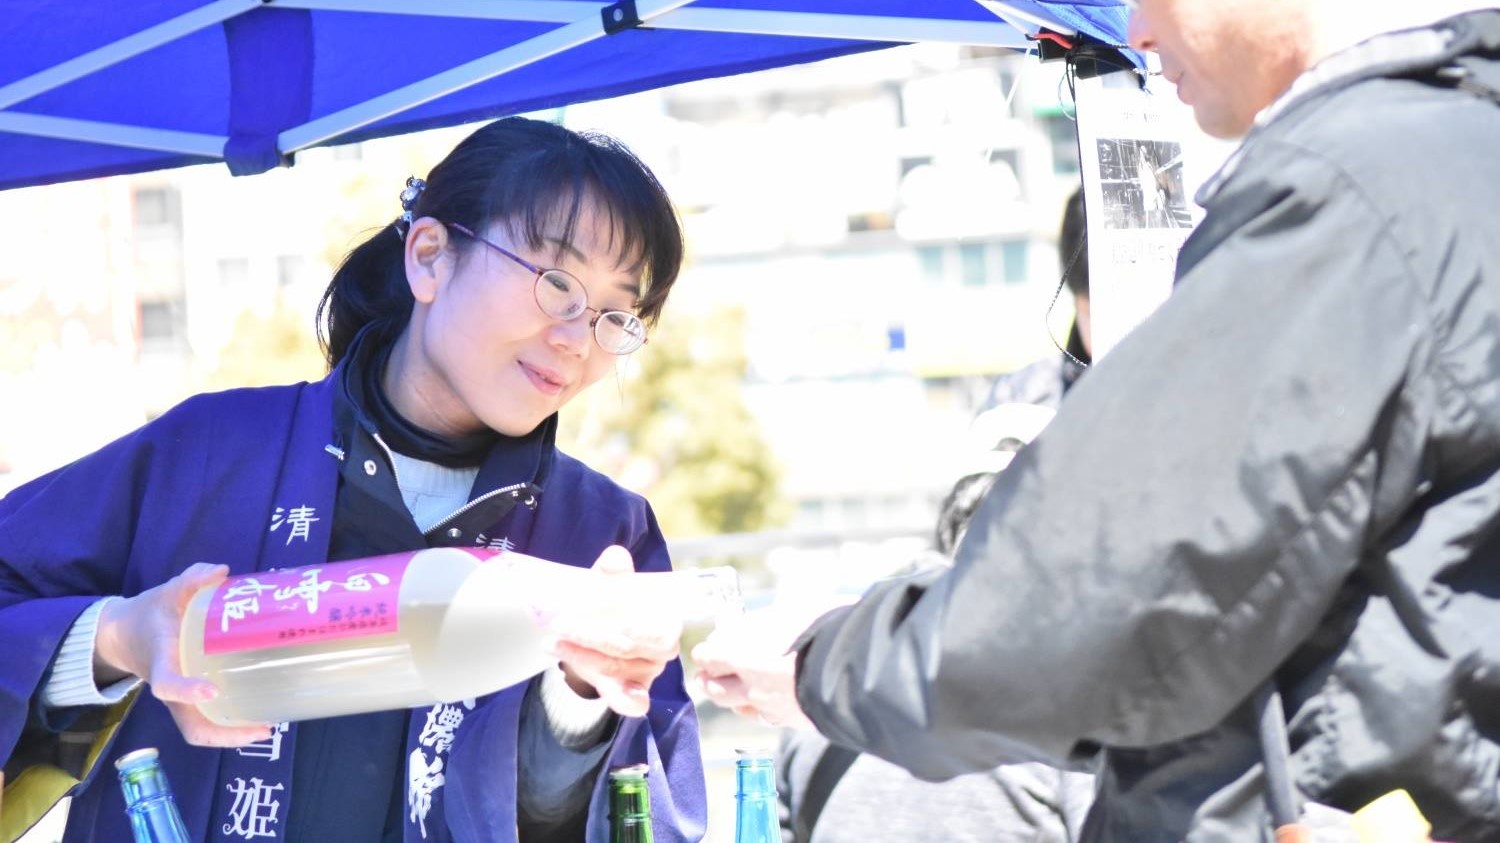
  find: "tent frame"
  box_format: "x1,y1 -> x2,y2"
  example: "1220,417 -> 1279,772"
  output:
0,0 -> 1072,170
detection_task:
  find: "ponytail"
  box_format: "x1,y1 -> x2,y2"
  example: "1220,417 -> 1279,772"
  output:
317,226 -> 412,369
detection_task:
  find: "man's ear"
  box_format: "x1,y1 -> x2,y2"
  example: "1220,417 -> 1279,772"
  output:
404,216 -> 451,305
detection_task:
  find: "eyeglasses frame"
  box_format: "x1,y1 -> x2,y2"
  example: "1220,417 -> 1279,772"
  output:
444,221 -> 649,355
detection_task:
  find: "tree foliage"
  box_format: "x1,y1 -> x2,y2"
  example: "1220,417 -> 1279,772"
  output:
201,304 -> 326,392
558,306 -> 785,538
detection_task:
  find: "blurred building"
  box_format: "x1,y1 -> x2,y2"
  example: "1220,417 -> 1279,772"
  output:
0,131 -> 461,493
563,44 -> 1084,534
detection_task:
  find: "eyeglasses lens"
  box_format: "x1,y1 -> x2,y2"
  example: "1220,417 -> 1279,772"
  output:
535,271 -> 587,321
596,311 -> 647,355
532,271 -> 646,355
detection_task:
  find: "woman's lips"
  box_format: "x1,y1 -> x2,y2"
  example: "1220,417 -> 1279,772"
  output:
519,361 -> 565,396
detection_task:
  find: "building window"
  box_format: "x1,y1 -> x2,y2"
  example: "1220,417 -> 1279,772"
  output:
132,187 -> 181,230
1044,115 -> 1081,175
1002,241 -> 1029,284
218,258 -> 249,289
917,246 -> 945,284
276,255 -> 305,288
960,243 -> 988,286
139,298 -> 186,349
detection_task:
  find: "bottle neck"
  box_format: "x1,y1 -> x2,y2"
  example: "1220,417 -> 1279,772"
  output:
609,774 -> 653,843
734,757 -> 779,843
116,758 -> 191,843
735,757 -> 776,800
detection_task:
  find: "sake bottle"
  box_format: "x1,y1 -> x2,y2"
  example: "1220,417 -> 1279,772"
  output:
734,748 -> 780,843
115,748 -> 191,843
608,763 -> 653,843
178,547 -> 741,726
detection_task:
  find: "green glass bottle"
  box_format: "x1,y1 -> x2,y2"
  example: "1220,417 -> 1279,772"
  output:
734,748 -> 779,843
115,748 -> 191,843
609,763 -> 653,843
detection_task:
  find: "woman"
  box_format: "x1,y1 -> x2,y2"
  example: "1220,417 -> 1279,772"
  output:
0,117 -> 705,841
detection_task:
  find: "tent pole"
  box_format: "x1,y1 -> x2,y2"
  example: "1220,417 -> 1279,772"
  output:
275,0 -> 593,21
0,0 -> 260,111
0,113 -> 226,157
646,8 -> 1029,47
283,0 -> 1033,48
276,0 -> 697,154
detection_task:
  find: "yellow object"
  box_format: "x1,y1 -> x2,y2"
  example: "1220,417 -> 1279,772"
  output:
1,691 -> 136,843
1352,790 -> 1432,843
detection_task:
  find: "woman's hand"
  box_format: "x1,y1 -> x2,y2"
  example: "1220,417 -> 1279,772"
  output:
546,546 -> 682,718
95,563 -> 273,747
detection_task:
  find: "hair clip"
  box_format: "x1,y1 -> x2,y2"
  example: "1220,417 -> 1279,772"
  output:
393,176 -> 427,240
400,176 -> 427,222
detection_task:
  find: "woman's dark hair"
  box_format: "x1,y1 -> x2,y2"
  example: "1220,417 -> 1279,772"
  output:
317,117 -> 684,367
1060,187 -> 1089,299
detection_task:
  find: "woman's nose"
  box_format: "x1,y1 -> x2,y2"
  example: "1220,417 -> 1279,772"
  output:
547,314 -> 593,356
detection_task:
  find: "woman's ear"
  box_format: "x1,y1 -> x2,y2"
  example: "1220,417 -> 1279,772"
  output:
404,216 -> 451,304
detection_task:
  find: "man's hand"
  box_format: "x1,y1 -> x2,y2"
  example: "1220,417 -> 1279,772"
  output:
95,563 -> 273,747
546,546 -> 681,718
690,609 -> 818,729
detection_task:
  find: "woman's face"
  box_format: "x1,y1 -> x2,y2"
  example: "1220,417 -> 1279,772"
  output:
390,205 -> 644,437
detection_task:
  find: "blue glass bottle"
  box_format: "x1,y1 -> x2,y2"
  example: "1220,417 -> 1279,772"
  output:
734,748 -> 779,843
115,748 -> 191,843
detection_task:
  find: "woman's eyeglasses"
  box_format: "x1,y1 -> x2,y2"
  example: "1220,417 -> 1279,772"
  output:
446,222 -> 648,355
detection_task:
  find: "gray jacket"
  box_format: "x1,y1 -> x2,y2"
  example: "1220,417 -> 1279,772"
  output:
794,13 -> 1500,842
777,727 -> 1095,843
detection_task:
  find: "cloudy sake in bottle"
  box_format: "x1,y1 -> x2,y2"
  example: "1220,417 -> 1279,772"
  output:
178,547 -> 740,726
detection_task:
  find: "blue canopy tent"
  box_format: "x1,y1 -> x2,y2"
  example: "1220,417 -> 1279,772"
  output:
0,0 -> 1131,191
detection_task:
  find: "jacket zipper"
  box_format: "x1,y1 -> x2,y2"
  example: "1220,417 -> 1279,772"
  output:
368,431 -> 540,537
426,482 -> 539,536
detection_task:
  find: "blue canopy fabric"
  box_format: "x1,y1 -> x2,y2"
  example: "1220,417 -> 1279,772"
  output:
0,0 -> 1131,191
1019,0 -> 1129,48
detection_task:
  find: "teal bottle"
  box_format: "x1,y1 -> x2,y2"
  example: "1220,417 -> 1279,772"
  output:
608,763 -> 654,843
115,748 -> 191,842
733,748 -> 779,843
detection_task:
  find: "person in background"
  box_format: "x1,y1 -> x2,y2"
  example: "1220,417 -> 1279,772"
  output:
695,3 -> 1500,840
774,427 -> 1095,843
1,116 -> 706,842
981,187 -> 1091,414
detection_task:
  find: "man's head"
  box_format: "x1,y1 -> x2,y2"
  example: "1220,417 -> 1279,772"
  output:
1127,0 -> 1317,138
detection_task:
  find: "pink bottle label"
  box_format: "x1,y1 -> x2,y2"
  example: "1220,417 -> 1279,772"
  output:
203,552 -> 438,655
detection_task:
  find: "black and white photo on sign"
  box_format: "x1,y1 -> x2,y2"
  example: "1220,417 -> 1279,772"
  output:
1094,138 -> 1191,230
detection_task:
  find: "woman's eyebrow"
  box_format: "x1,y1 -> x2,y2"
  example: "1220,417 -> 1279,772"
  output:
542,236 -> 587,263
542,235 -> 644,299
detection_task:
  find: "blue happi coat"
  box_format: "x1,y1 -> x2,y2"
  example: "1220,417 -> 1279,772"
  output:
0,371 -> 707,842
